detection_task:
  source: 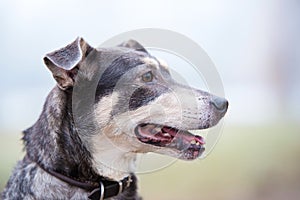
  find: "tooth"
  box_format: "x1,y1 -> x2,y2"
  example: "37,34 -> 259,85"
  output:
190,140 -> 196,145
163,133 -> 171,137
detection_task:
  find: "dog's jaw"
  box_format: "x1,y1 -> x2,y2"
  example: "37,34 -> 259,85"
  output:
92,92 -> 138,180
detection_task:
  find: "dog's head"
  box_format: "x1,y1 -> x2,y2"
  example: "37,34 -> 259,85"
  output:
44,37 -> 228,162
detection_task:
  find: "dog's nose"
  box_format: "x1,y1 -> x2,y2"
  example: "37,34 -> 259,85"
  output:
210,97 -> 228,113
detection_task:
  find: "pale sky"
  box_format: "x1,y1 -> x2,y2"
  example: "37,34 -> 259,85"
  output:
0,0 -> 299,132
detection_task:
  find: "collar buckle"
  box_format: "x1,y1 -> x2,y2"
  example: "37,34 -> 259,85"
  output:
126,175 -> 133,188
89,181 -> 104,200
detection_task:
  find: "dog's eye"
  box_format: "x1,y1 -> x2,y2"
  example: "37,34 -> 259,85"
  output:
142,71 -> 153,82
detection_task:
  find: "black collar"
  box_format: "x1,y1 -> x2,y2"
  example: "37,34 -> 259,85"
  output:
29,156 -> 132,200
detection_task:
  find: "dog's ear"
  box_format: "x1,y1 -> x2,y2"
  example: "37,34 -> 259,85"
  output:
44,37 -> 93,90
119,39 -> 148,53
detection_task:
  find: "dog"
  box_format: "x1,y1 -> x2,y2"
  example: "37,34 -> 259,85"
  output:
1,37 -> 228,200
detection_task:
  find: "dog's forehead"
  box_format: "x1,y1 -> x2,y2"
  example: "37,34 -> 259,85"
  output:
95,47 -> 146,63
156,58 -> 170,72
142,57 -> 159,69
96,46 -> 132,53
142,56 -> 171,74
95,46 -> 170,73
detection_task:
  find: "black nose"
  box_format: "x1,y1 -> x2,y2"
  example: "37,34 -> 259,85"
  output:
210,97 -> 228,113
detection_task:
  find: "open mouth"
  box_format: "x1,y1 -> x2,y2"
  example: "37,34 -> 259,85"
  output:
135,124 -> 206,160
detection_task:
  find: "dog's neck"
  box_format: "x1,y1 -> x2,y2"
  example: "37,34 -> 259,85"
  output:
23,86 -> 135,182
70,84 -> 137,180
91,134 -> 137,180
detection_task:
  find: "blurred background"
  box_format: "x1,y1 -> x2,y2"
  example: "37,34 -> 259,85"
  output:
0,0 -> 299,199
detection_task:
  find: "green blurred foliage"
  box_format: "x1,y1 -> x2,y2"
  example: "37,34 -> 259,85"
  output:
1,124 -> 299,199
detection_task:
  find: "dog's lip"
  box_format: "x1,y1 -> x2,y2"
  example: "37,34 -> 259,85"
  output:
134,124 -> 206,159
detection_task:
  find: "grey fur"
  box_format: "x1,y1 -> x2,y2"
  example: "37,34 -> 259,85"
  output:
1,37 -> 228,200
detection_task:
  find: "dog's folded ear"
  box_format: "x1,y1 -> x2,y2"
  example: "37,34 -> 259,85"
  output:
44,37 -> 93,90
119,39 -> 148,53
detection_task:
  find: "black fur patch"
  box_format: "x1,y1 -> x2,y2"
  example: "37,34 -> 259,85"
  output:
94,53 -> 171,113
95,53 -> 145,101
128,86 -> 167,110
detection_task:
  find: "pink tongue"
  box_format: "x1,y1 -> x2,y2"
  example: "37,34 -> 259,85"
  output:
162,127 -> 205,145
195,135 -> 205,145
